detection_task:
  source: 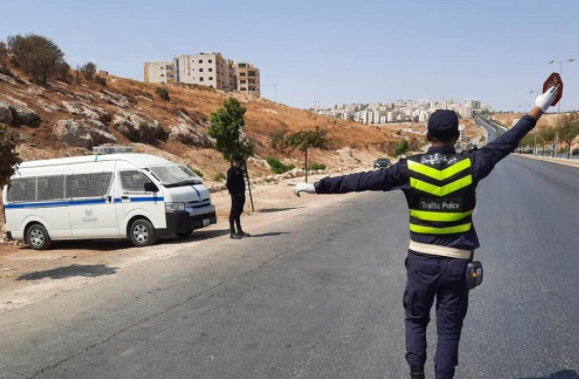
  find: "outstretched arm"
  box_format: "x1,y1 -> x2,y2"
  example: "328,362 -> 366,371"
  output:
472,87 -> 558,181
294,161 -> 408,196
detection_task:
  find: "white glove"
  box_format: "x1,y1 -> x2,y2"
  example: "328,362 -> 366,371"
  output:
535,86 -> 558,112
293,183 -> 316,197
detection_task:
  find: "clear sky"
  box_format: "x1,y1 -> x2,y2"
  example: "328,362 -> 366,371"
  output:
1,0 -> 577,112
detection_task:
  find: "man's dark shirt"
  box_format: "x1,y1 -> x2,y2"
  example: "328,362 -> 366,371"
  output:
315,115 -> 537,250
227,165 -> 246,196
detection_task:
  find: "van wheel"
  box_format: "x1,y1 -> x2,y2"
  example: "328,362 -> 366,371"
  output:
175,229 -> 193,238
129,219 -> 157,247
27,224 -> 52,250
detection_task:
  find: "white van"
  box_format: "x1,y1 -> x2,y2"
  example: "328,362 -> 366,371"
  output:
2,147 -> 217,250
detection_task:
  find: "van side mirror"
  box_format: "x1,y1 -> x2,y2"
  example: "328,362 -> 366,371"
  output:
144,182 -> 159,192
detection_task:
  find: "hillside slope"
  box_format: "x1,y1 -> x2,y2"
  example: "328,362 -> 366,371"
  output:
0,69 -> 410,179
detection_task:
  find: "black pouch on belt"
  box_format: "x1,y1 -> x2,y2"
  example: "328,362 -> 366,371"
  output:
465,261 -> 483,290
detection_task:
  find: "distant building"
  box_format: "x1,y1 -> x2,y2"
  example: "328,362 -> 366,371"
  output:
174,52 -> 234,91
465,99 -> 481,110
144,52 -> 258,96
362,109 -> 374,124
143,61 -> 175,84
234,62 -> 261,98
460,105 -> 474,118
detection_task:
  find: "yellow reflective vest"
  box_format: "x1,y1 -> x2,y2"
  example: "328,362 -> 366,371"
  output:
404,153 -> 476,236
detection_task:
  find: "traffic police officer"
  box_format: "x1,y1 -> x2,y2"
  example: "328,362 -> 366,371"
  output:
293,87 -> 558,378
227,154 -> 251,239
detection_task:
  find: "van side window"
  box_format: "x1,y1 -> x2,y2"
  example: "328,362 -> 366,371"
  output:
7,178 -> 37,203
66,173 -> 113,199
37,175 -> 66,201
120,171 -> 153,193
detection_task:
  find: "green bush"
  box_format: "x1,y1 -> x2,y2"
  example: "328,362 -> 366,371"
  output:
213,172 -> 226,182
308,163 -> 326,171
395,140 -> 409,156
266,157 -> 295,174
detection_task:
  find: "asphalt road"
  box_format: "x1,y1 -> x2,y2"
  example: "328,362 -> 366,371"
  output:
0,127 -> 578,378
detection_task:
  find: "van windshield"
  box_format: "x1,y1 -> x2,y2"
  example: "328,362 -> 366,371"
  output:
149,165 -> 203,187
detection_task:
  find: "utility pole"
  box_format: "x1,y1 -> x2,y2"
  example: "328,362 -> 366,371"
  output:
549,58 -> 575,158
263,83 -> 277,103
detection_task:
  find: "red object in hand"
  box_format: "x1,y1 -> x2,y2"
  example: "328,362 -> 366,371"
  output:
543,73 -> 563,106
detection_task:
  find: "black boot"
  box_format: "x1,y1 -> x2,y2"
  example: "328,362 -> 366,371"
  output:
230,230 -> 241,239
410,366 -> 425,379
238,230 -> 251,237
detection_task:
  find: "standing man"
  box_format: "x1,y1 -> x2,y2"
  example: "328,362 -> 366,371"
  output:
227,154 -> 251,239
293,87 -> 558,379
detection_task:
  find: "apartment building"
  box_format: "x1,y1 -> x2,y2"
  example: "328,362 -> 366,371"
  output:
173,52 -> 235,91
143,61 -> 175,84
143,53 -> 259,97
234,62 -> 261,98
465,99 -> 481,110
460,105 -> 474,118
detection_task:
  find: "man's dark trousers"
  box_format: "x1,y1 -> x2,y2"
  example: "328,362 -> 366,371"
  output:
229,193 -> 246,232
404,251 -> 470,379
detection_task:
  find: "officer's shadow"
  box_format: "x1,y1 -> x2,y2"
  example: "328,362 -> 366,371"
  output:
516,370 -> 579,379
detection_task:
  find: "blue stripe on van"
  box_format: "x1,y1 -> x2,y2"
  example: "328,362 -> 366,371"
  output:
124,197 -> 164,202
5,197 -> 164,209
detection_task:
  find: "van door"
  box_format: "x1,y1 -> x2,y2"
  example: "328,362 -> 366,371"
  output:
67,161 -> 119,238
114,166 -> 165,236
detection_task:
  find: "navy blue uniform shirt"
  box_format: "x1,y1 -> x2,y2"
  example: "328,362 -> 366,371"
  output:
315,115 -> 537,250
226,166 -> 246,196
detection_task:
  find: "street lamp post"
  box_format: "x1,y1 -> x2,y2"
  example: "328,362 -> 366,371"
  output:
548,59 -> 575,158
263,83 -> 277,103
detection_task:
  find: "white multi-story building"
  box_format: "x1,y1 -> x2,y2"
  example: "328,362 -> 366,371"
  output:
465,99 -> 481,110
310,98 -> 489,123
143,61 -> 175,84
460,105 -> 474,118
173,52 -> 235,92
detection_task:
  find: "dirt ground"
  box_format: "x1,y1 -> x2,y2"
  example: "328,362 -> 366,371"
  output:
0,171 -> 365,314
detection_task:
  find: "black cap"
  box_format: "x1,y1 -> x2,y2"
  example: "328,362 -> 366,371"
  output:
233,154 -> 244,162
428,110 -> 459,140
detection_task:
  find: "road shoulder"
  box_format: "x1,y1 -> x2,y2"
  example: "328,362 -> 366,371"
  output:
515,153 -> 579,169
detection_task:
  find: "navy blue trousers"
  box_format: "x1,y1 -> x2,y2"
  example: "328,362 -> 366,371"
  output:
404,251 -> 470,379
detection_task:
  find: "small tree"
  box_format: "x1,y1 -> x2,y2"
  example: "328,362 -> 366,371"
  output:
155,87 -> 171,106
81,62 -> 97,81
556,113 -> 579,159
208,97 -> 254,162
269,130 -> 286,149
520,133 -> 535,154
395,139 -> 409,156
7,34 -> 65,84
282,126 -> 328,182
539,126 -> 556,157
0,126 -> 22,190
